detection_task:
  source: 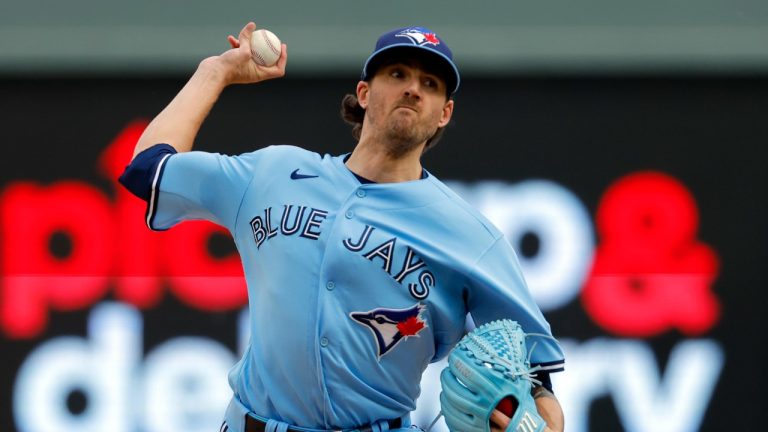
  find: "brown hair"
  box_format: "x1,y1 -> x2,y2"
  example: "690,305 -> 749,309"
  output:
339,93 -> 446,153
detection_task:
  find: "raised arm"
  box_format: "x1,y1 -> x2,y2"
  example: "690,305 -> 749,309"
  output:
131,22 -> 287,160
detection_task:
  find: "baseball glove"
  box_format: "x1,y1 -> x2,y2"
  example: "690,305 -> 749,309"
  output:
439,320 -> 545,432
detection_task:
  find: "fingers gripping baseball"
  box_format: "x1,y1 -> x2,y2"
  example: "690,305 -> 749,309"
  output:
220,22 -> 287,85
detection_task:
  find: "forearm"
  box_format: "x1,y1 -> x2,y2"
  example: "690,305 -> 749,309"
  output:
130,22 -> 287,161
533,386 -> 564,432
132,58 -> 228,159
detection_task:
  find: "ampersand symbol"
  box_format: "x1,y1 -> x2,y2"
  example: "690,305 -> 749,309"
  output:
582,171 -> 720,336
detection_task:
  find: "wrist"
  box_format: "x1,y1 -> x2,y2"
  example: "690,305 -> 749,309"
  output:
196,57 -> 231,90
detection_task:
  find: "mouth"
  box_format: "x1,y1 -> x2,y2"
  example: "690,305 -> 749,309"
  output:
395,105 -> 418,113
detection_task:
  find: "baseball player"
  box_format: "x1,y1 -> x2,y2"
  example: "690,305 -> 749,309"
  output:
120,22 -> 565,432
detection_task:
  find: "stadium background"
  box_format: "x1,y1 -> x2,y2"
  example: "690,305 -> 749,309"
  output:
1,1 -> 767,431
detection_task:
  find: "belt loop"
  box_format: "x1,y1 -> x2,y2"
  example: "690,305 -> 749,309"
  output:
374,419 -> 387,432
265,419 -> 278,432
397,413 -> 410,429
266,419 -> 290,432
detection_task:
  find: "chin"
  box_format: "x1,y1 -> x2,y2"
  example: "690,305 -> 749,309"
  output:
384,134 -> 426,159
387,126 -> 418,144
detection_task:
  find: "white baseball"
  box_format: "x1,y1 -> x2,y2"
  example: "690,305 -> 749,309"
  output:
250,29 -> 282,67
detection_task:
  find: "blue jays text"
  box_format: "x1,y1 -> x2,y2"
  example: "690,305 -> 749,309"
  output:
250,205 -> 435,300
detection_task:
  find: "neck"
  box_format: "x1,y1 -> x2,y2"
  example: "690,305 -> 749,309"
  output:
346,137 -> 425,183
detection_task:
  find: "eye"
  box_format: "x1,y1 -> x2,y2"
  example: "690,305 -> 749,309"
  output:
423,76 -> 443,91
390,68 -> 404,79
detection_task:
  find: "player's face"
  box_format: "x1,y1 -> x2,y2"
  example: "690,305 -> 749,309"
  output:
358,60 -> 454,157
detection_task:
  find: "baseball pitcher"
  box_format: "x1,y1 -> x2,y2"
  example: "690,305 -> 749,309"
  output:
120,22 -> 565,432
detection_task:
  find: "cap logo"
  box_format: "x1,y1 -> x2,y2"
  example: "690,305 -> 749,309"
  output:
395,28 -> 440,47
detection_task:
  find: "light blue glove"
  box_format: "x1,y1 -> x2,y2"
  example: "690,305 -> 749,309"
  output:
439,320 -> 546,432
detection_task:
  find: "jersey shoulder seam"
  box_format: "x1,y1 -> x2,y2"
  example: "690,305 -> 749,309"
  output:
469,234 -> 505,271
427,176 -> 502,240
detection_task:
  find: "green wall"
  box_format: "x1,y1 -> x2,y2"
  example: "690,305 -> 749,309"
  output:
1,0 -> 767,75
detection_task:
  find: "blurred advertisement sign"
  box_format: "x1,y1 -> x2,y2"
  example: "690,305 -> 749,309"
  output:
1,121 -> 723,432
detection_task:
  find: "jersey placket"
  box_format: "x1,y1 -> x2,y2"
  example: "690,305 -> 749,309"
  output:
313,185 -> 368,427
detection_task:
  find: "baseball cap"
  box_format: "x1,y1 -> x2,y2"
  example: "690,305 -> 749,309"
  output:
361,26 -> 460,96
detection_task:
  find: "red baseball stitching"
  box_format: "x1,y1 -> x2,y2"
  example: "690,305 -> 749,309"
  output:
261,30 -> 281,57
252,47 -> 268,66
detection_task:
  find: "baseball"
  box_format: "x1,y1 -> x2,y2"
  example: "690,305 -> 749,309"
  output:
250,29 -> 282,67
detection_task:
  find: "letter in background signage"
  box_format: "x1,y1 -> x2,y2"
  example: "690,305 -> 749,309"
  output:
142,338 -> 235,432
554,338 -> 724,432
0,182 -> 112,338
13,302 -> 139,432
14,302 -> 235,432
0,120 -> 248,340
612,339 -> 724,432
98,119 -> 165,308
583,171 -> 720,336
96,119 -> 247,312
448,180 -> 594,311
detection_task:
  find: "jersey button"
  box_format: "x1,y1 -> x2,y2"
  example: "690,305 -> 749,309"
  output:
326,281 -> 335,291
356,189 -> 366,198
320,337 -> 329,347
345,210 -> 354,219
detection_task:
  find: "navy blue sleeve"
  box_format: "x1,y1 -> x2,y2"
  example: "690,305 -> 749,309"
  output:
536,371 -> 554,394
118,144 -> 178,202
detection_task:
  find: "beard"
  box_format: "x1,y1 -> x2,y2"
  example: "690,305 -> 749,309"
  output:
379,105 -> 438,159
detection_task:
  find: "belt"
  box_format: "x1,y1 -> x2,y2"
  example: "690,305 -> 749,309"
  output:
244,415 -> 402,432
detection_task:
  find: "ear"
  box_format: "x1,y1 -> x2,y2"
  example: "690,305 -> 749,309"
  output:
356,81 -> 370,109
437,99 -> 454,128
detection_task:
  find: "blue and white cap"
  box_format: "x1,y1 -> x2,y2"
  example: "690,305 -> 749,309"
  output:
361,26 -> 460,96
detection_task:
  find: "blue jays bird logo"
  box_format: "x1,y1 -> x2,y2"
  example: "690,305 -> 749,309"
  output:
350,304 -> 428,359
395,28 -> 441,46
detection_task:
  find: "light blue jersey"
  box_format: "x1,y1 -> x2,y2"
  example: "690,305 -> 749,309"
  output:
146,145 -> 564,430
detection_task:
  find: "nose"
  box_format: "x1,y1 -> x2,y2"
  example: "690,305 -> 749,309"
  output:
403,76 -> 422,100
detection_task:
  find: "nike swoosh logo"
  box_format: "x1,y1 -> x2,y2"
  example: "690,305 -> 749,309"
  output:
290,169 -> 319,180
